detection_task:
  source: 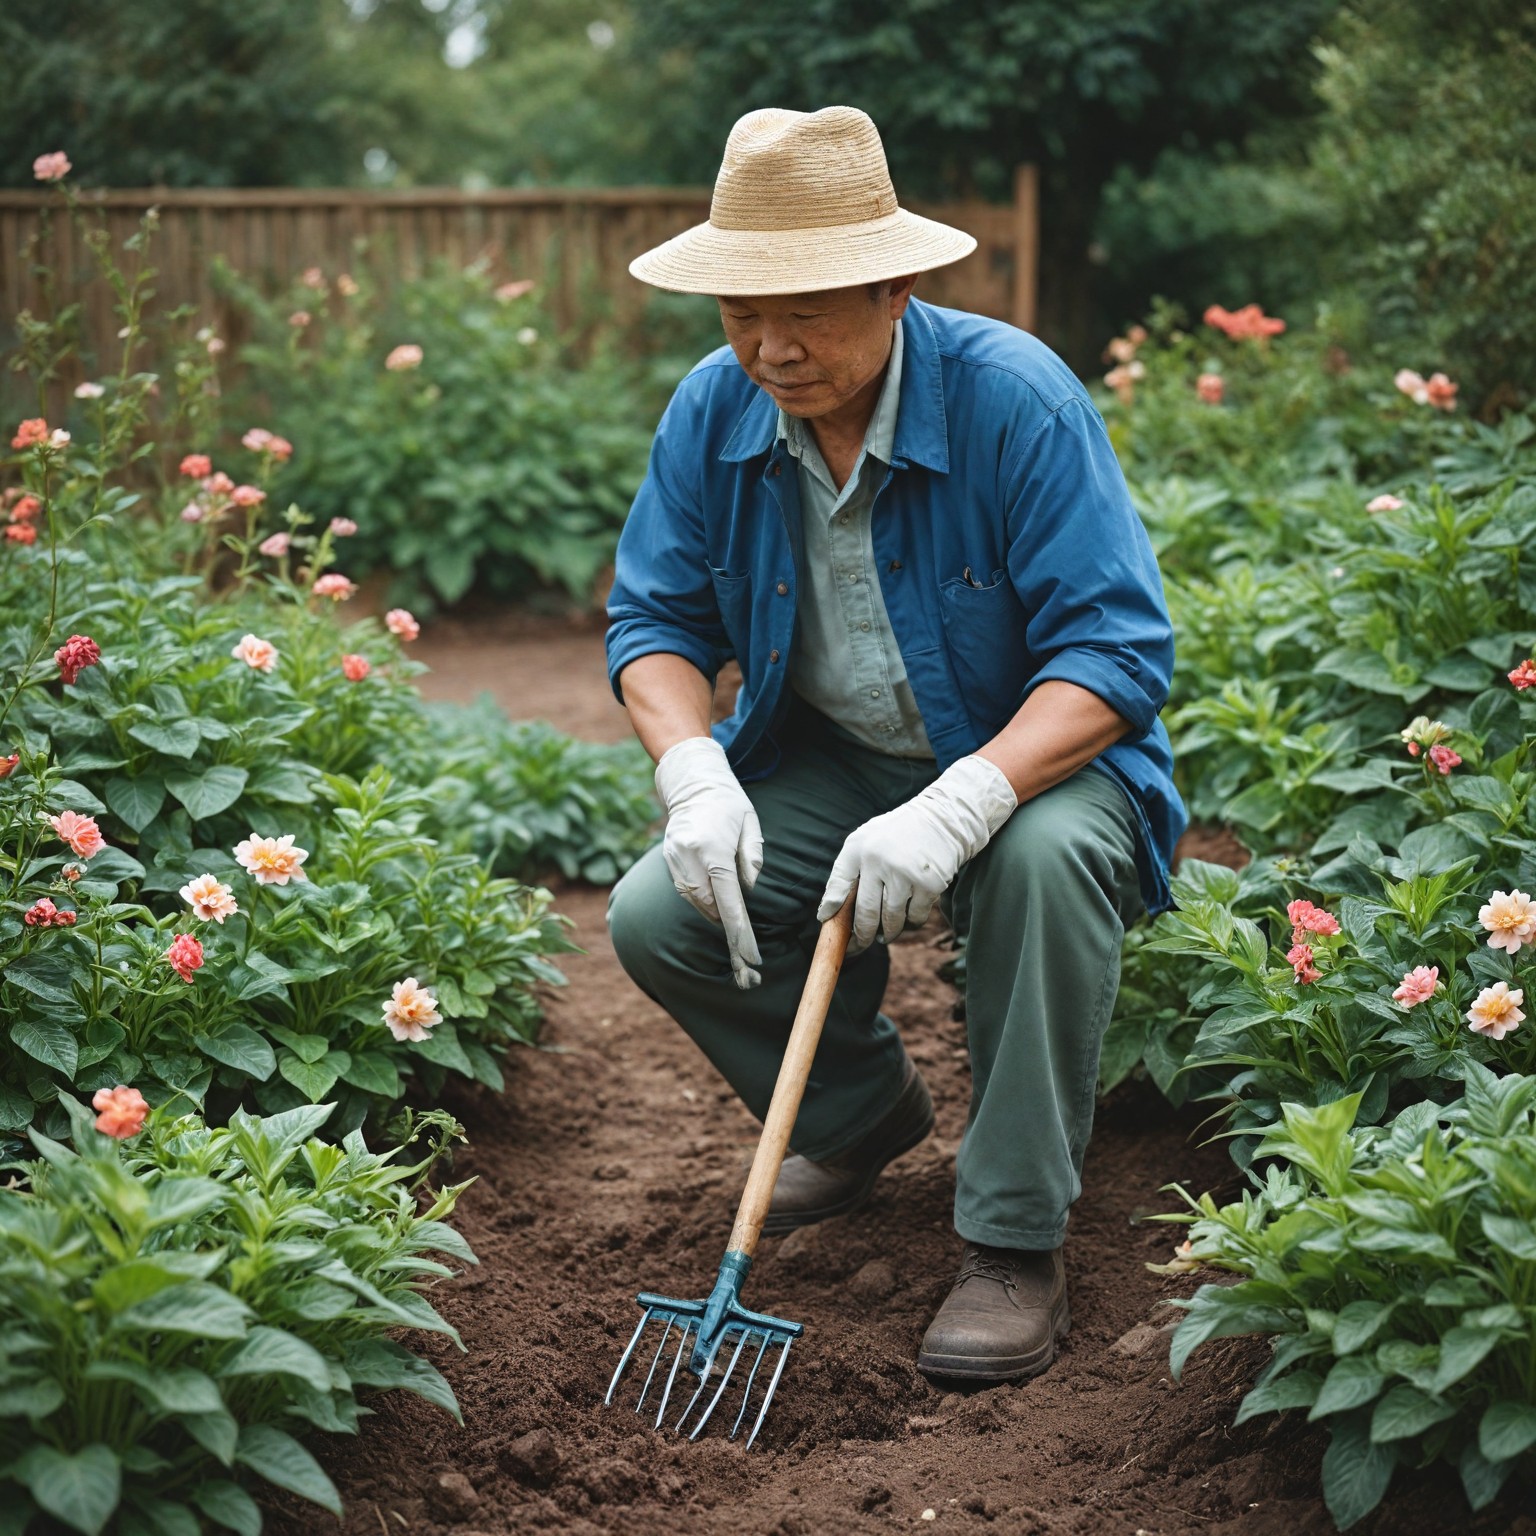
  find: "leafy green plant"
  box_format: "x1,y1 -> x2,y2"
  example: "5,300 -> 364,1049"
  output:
1169,1068 -> 1536,1527
0,1093 -> 474,1536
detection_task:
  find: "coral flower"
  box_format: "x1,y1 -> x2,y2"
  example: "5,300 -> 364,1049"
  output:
385,344 -> 423,371
180,454 -> 212,478
1424,373 -> 1458,411
495,279 -> 535,302
1,752 -> 19,777
204,471 -> 235,498
93,1085 -> 148,1139
1196,373 -> 1224,404
1286,942 -> 1321,985
231,633 -> 278,672
48,809 -> 106,860
301,265 -> 326,290
385,608 -> 420,641
230,484 -> 265,508
55,633 -> 101,685
1509,659 -> 1536,691
1467,982 -> 1524,1041
23,897 -> 75,927
1287,899 -> 1340,941
1366,494 -> 1403,513
289,310 -> 312,328
1392,965 -> 1440,1007
1427,744 -> 1461,775
11,494 -> 41,523
60,863 -> 82,881
242,428 -> 273,453
5,524 -> 37,545
311,573 -> 357,600
166,932 -> 204,982
33,152 -> 72,183
382,976 -> 443,1042
341,653 -> 371,682
329,516 -> 357,536
233,832 -> 309,885
258,531 -> 290,558
11,418 -> 49,450
1479,890 -> 1536,954
180,873 -> 240,923
1204,304 -> 1285,340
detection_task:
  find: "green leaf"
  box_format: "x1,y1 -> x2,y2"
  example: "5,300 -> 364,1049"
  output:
179,1409 -> 238,1465
1433,1326 -> 1503,1392
146,1178 -> 227,1228
216,1324 -> 331,1382
1333,1300 -> 1394,1355
0,1377 -> 66,1417
339,1051 -> 402,1098
48,779 -> 108,814
1481,1212 -> 1536,1260
14,1444 -> 121,1536
1459,1440 -> 1514,1512
235,1424 -> 342,1515
4,952 -> 81,1008
1320,1414 -> 1397,1530
0,1081 -> 37,1132
93,1258 -> 219,1314
1169,1284 -> 1295,1381
84,1361 -> 223,1415
197,1023 -> 277,1080
127,719 -> 200,758
10,1016 -> 80,1077
343,1337 -> 462,1422
164,766 -> 249,821
104,774 -> 166,833
190,1482 -> 262,1536
278,1052 -> 342,1102
411,1021 -> 473,1076
1479,1399 -> 1536,1462
1369,1384 -> 1456,1442
1309,1355 -> 1386,1419
117,1282 -> 252,1340
1234,1370 -> 1322,1424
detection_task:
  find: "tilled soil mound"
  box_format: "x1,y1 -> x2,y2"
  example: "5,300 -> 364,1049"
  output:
270,887 -> 1531,1536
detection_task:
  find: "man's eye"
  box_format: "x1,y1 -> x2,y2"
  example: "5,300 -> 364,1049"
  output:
792,313 -> 823,321
727,314 -> 755,323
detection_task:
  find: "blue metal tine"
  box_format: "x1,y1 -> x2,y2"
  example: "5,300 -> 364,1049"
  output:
745,1338 -> 793,1451
634,1315 -> 674,1415
606,1308 -> 654,1408
730,1331 -> 772,1440
655,1321 -> 695,1429
689,1329 -> 749,1441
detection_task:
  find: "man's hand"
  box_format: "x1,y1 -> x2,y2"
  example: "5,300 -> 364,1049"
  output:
818,756 -> 1018,954
654,736 -> 765,989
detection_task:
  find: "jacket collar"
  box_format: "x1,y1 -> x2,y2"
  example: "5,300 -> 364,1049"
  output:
718,299 -> 950,473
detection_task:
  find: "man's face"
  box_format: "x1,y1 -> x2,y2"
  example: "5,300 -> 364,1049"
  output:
715,277 -> 917,419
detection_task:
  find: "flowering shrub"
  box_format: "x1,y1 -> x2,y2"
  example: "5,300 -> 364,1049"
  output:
0,1093 -> 473,1535
1169,1069 -> 1536,1527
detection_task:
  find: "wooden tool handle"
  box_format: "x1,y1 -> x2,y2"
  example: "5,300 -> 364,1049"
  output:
726,893 -> 856,1260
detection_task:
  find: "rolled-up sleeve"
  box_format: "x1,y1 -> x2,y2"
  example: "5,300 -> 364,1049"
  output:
605,385 -> 730,704
1003,396 -> 1173,740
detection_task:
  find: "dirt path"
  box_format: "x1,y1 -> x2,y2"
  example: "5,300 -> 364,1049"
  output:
269,622 -> 1526,1536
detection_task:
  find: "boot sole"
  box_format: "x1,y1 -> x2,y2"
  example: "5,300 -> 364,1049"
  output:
760,1112 -> 934,1237
916,1296 -> 1071,1384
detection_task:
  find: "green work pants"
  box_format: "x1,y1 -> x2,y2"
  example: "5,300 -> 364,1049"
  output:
606,696 -> 1145,1250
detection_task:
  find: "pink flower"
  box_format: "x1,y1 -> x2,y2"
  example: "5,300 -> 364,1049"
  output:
241,428 -> 273,453
1427,743 -> 1461,775
385,608 -> 420,641
49,809 -> 106,860
328,516 -> 357,537
268,436 -> 293,462
258,531 -> 290,558
1395,368 -> 1430,405
1424,373 -> 1458,411
1479,890 -> 1536,954
74,381 -> 105,400
311,573 -> 357,601
385,344 -> 423,371
1196,373 -> 1224,404
1287,899 -> 1340,941
179,503 -> 204,524
382,976 -> 442,1042
203,471 -> 234,498
1392,965 -> 1440,1007
55,634 -> 101,685
11,418 -> 49,449
1366,494 -> 1404,513
340,653 -> 371,682
1467,982 -> 1524,1041
166,932 -> 204,983
300,265 -> 326,290
1509,659 -> 1536,691
10,494 -> 41,524
49,429 -> 70,449
92,1086 -> 148,1139
180,873 -> 239,923
23,897 -> 75,928
5,523 -> 37,545
34,152 -> 72,183
230,484 -> 265,508
231,633 -> 278,672
289,310 -> 312,328
1103,360 -> 1144,404
495,279 -> 536,302
1286,942 -> 1321,985
233,832 -> 309,885
1204,304 -> 1285,341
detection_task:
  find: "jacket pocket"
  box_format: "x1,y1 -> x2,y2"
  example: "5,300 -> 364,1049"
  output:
708,567 -> 753,664
937,568 -> 1031,733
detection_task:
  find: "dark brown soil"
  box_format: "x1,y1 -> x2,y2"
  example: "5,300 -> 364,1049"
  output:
265,626 -> 1529,1536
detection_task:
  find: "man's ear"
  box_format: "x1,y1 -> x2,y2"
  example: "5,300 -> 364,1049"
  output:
888,274 -> 919,318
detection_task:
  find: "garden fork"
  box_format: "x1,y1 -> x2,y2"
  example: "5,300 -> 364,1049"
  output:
604,894 -> 855,1448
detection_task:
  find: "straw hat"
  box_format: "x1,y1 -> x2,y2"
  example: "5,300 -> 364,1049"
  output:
629,105 -> 977,296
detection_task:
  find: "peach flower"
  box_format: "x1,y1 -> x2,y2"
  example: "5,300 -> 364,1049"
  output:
385,344 -> 423,371
1392,965 -> 1440,1007
258,531 -> 290,558
341,653 -> 371,682
382,976 -> 442,1042
337,273 -> 359,297
49,809 -> 106,860
1509,659 -> 1536,691
289,310 -> 312,328
1424,373 -> 1458,411
1366,494 -> 1403,513
166,933 -> 205,983
1467,982 -> 1524,1041
495,279 -> 535,302
1196,373 -> 1224,404
385,608 -> 420,641
329,516 -> 357,536
1479,890 -> 1536,954
180,873 -> 240,923
233,832 -> 309,885
34,152 -> 72,183
93,1085 -> 148,1139
301,266 -> 327,290
231,634 -> 278,672
230,484 -> 265,508
311,573 -> 357,600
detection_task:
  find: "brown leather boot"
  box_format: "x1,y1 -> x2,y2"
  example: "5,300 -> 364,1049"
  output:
916,1243 -> 1070,1382
762,1060 -> 934,1236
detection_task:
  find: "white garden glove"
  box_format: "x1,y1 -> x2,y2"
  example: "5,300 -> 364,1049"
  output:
654,736 -> 765,990
818,756 -> 1018,955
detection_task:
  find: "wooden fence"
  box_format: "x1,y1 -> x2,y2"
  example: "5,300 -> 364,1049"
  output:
0,168 -> 1037,368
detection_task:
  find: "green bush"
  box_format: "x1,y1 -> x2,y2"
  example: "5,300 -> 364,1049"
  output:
0,1094 -> 473,1536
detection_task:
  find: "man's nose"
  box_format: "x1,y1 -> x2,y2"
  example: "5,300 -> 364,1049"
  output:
758,326 -> 805,368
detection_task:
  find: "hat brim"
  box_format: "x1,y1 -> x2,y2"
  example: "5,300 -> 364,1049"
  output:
628,207 -> 978,296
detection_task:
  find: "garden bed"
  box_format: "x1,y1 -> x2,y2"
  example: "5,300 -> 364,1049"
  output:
262,625 -> 1530,1536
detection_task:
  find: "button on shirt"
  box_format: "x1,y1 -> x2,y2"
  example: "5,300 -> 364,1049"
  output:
777,321 -> 934,759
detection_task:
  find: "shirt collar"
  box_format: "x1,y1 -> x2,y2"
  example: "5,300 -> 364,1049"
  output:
775,314 -> 903,466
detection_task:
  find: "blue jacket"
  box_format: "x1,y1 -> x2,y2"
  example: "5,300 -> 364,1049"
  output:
606,298 -> 1186,915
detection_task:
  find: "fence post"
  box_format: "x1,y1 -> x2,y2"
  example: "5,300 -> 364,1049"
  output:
1011,163 -> 1039,334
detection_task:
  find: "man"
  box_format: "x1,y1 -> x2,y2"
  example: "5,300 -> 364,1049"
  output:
605,105 -> 1185,1383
